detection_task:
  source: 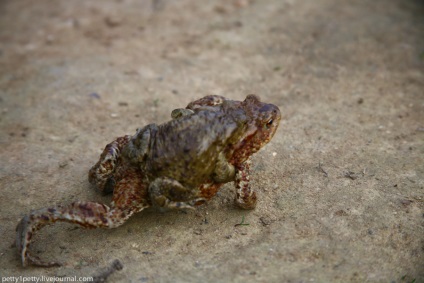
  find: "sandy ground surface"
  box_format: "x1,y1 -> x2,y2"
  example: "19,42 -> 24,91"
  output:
1,0 -> 423,282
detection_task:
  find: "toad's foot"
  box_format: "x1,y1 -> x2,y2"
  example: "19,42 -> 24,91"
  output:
17,165 -> 148,267
88,135 -> 132,194
186,95 -> 227,110
16,215 -> 62,267
149,177 -> 206,210
234,160 -> 257,210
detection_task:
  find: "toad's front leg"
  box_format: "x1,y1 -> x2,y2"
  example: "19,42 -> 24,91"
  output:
234,159 -> 257,209
16,166 -> 149,267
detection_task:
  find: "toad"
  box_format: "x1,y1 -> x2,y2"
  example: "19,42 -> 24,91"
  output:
16,94 -> 281,267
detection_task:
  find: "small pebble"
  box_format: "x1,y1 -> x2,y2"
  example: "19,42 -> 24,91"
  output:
104,16 -> 122,28
89,93 -> 101,99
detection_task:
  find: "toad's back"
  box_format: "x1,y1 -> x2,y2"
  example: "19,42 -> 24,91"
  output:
145,109 -> 243,187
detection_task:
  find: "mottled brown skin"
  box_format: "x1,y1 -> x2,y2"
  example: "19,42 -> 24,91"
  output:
16,95 -> 281,267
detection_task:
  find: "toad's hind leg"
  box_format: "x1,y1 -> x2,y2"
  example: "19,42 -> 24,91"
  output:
16,166 -> 149,267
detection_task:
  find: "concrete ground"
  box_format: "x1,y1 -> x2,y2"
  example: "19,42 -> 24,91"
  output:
0,0 -> 423,282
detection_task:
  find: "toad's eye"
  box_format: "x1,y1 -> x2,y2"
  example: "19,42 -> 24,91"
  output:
265,119 -> 273,128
